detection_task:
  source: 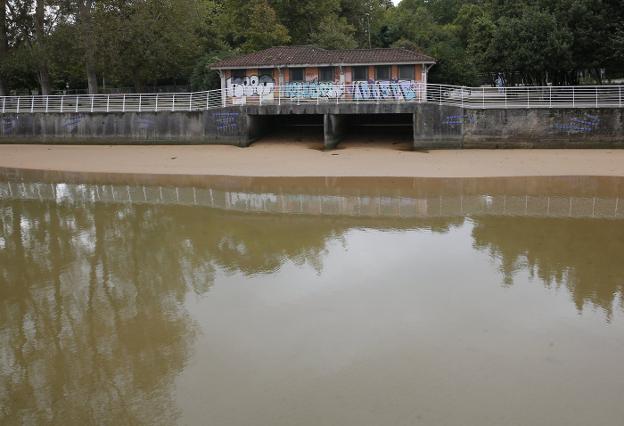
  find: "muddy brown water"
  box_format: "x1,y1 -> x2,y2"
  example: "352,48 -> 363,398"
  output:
1,169 -> 624,426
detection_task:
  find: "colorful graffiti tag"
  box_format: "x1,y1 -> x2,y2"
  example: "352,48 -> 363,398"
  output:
225,77 -> 424,101
352,80 -> 421,101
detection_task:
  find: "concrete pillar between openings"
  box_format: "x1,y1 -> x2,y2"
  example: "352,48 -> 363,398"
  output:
324,114 -> 348,149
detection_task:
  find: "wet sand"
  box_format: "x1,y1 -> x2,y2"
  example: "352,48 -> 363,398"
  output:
1,141 -> 623,177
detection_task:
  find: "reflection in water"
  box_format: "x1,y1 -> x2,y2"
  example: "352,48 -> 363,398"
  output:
473,216 -> 624,316
1,169 -> 623,425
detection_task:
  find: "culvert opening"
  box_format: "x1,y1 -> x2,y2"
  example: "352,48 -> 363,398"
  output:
253,114 -> 324,147
340,113 -> 413,148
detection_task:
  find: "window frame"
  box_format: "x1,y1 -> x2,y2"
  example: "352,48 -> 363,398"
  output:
319,67 -> 335,82
259,68 -> 274,78
375,65 -> 391,81
352,66 -> 368,81
289,68 -> 305,82
231,69 -> 246,80
398,65 -> 415,81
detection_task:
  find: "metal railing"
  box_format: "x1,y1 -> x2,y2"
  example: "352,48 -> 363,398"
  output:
0,84 -> 623,113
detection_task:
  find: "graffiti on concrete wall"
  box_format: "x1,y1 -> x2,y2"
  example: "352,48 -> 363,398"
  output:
213,112 -> 239,136
2,116 -> 17,134
63,115 -> 84,132
443,114 -> 477,126
553,113 -> 600,133
226,75 -> 275,98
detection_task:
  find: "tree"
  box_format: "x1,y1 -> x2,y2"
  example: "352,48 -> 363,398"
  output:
0,0 -> 7,95
310,15 -> 357,49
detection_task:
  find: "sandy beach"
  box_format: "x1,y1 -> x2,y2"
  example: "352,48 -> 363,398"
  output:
1,141 -> 623,177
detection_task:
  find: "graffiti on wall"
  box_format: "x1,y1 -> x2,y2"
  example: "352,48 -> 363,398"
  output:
352,80 -> 421,101
213,112 -> 239,136
443,114 -> 477,126
553,113 -> 600,133
226,75 -> 275,98
2,116 -> 17,134
225,75 -> 424,101
282,81 -> 345,99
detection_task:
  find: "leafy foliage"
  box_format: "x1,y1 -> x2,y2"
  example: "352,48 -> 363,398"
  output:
0,0 -> 622,94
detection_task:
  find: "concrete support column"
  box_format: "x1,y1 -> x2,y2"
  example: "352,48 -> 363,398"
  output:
413,104 -> 464,149
324,114 -> 349,149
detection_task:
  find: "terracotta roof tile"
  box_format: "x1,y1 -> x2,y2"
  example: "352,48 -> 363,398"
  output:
211,46 -> 435,69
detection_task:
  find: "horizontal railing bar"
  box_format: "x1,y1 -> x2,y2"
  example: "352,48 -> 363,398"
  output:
0,84 -> 623,113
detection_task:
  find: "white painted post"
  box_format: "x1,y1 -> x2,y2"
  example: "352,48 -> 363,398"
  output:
31,97 -> 34,113
16,97 -> 20,113
278,85 -> 281,106
155,93 -> 159,111
549,86 -> 552,108
572,87 -> 575,108
91,96 -> 94,112
1,97 -> 5,113
60,96 -> 64,113
595,87 -> 598,108
206,91 -> 209,110
527,87 -> 530,108
106,95 -> 110,113
482,87 -> 485,109
461,87 -> 464,108
139,94 -> 142,112
76,96 -> 79,112
172,94 -> 176,112
189,93 -> 193,110
620,86 -> 622,108
122,94 -> 126,112
45,96 -> 49,113
504,88 -> 507,108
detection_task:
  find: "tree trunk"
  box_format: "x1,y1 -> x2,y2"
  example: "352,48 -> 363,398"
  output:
79,0 -> 98,94
35,0 -> 51,95
0,0 -> 7,96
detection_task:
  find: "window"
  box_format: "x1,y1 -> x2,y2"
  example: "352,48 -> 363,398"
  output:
375,65 -> 391,80
352,66 -> 368,81
231,69 -> 246,79
398,65 -> 415,80
319,67 -> 334,82
289,68 -> 304,82
259,68 -> 274,78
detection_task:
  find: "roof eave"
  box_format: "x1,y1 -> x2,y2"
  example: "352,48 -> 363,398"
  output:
210,60 -> 436,70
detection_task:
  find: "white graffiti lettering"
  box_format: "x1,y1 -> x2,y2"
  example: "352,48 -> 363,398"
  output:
352,80 -> 421,101
226,75 -> 275,98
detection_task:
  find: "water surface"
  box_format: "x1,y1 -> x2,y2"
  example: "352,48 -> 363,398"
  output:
1,170 -> 623,426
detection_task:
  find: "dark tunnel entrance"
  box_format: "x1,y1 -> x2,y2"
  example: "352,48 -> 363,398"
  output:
337,113 -> 413,149
251,114 -> 324,148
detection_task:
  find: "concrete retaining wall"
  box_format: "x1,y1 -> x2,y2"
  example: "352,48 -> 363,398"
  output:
1,104 -> 623,149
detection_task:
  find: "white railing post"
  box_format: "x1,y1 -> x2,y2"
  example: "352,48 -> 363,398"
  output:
1,97 -> 5,113
138,94 -> 142,112
549,86 -> 552,108
172,94 -> 175,112
45,96 -> 49,113
461,86 -> 464,108
155,93 -> 159,111
482,87 -> 485,109
572,87 -> 575,108
60,96 -> 64,113
106,95 -> 110,113
620,86 -> 622,108
31,96 -> 34,113
76,96 -> 79,112
278,86 -> 281,106
595,87 -> 598,108
527,87 -> 530,108
189,93 -> 193,110
504,87 -> 507,108
91,95 -> 94,113
206,91 -> 210,110
122,94 -> 126,112
16,97 -> 20,113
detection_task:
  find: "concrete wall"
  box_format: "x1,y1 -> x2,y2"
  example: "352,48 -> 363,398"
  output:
1,104 -> 623,149
0,109 -> 253,146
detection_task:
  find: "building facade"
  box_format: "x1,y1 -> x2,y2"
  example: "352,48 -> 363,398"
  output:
211,46 -> 436,105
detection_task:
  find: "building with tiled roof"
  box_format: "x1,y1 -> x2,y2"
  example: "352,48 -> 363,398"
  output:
211,45 -> 436,105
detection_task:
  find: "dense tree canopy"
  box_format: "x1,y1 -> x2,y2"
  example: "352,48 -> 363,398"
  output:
0,0 -> 622,95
